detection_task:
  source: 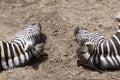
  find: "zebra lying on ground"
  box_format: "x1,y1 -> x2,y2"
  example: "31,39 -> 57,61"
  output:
0,22 -> 44,70
75,13 -> 120,70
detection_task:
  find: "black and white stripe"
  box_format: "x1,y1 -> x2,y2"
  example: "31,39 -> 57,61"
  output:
0,22 -> 43,70
75,25 -> 120,70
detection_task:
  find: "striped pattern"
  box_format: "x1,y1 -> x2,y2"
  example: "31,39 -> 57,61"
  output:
75,27 -> 120,70
0,22 -> 42,70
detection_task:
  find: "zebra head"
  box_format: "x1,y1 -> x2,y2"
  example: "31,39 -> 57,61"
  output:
15,22 -> 43,56
74,27 -> 95,56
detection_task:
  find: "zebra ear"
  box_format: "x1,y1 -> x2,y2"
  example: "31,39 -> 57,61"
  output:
85,41 -> 94,54
34,43 -> 44,52
32,43 -> 45,57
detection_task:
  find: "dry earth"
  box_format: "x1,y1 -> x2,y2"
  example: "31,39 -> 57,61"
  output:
0,0 -> 120,80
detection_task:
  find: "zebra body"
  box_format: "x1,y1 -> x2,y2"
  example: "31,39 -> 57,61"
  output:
75,26 -> 120,70
0,22 -> 44,70
75,13 -> 120,70
0,41 -> 31,69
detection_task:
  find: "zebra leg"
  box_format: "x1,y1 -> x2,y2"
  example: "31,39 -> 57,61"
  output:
32,43 -> 44,58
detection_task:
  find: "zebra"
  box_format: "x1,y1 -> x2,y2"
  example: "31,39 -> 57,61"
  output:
75,13 -> 120,70
0,22 -> 44,70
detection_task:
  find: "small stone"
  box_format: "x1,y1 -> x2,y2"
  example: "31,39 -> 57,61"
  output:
99,24 -> 102,27
94,28 -> 97,31
64,53 -> 68,57
25,66 -> 29,69
53,29 -> 58,33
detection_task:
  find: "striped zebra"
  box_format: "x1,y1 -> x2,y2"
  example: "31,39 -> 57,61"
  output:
75,13 -> 120,70
0,22 -> 44,70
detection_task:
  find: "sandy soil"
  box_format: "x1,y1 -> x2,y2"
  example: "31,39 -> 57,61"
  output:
0,0 -> 120,80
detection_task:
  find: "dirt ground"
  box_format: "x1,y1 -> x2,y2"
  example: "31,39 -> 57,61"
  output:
0,0 -> 120,80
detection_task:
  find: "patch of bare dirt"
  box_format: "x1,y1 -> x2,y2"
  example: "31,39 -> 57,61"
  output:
0,0 -> 120,80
